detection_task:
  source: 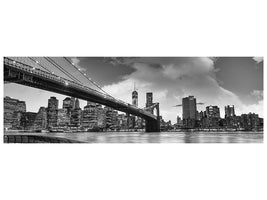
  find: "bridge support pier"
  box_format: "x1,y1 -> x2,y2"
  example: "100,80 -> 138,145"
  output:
145,118 -> 160,132
145,103 -> 160,132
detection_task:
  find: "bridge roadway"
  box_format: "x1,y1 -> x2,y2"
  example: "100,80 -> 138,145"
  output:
4,57 -> 160,132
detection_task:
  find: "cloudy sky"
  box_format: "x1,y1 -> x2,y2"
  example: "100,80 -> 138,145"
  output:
4,57 -> 263,123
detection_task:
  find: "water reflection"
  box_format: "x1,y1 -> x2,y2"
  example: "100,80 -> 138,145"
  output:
4,131 -> 263,143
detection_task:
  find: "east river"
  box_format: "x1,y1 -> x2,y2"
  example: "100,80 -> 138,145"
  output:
4,131 -> 263,143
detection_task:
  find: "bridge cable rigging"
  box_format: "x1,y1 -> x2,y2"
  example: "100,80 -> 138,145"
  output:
29,57 -> 81,85
44,57 -> 84,85
28,57 -> 53,73
63,57 -> 116,99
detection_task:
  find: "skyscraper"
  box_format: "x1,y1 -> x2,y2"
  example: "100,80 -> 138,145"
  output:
132,84 -> 138,107
63,97 -> 73,114
47,96 -> 58,128
182,96 -> 197,128
146,92 -> 153,114
4,96 -> 26,130
206,105 -> 220,128
71,97 -> 76,110
75,98 -> 80,109
225,105 -> 235,118
182,96 -> 197,120
206,106 -> 220,119
82,101 -> 98,130
57,108 -> 70,128
21,112 -> 37,130
225,105 -> 235,128
70,99 -> 82,128
146,92 -> 153,107
34,107 -> 47,130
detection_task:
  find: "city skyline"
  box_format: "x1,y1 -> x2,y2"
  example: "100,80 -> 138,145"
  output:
4,57 -> 263,123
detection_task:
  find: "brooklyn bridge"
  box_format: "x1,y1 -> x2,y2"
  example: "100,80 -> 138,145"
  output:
4,57 -> 160,132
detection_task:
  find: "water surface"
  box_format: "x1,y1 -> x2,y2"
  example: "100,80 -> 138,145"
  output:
5,131 -> 263,143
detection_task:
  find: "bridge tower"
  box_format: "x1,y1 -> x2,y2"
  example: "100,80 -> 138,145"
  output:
145,103 -> 160,132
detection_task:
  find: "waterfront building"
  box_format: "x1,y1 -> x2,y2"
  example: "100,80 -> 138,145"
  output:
82,101 -> 98,130
97,105 -> 106,128
74,98 -> 80,109
4,96 -> 26,130
63,97 -> 73,114
205,105 -> 220,128
135,117 -> 144,129
47,97 -> 58,128
182,96 -> 197,128
225,105 -> 236,127
225,105 -> 235,117
111,110 -> 119,129
71,97 -> 76,110
70,98 -> 82,128
131,86 -> 140,128
21,112 -> 37,130
240,113 -> 260,130
34,107 -> 47,130
118,114 -> 128,129
132,88 -> 138,107
104,106 -> 118,130
160,116 -> 172,131
146,92 -> 153,114
104,106 -> 113,129
57,108 -> 70,128
176,116 -> 183,128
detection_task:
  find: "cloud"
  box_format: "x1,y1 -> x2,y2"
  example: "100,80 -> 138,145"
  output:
251,90 -> 263,100
239,100 -> 263,117
253,57 -> 263,64
102,58 -> 263,122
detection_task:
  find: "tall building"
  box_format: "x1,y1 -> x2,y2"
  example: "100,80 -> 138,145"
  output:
182,96 -> 197,128
206,105 -> 220,128
225,105 -> 236,127
21,112 -> 37,130
104,106 -> 118,129
75,98 -> 80,109
63,97 -> 73,114
111,110 -> 119,129
70,98 -> 81,128
47,96 -> 58,128
57,108 -> 70,128
240,113 -> 260,130
146,92 -> 153,114
206,106 -> 220,118
82,101 -> 98,130
225,105 -> 235,118
182,96 -> 197,120
4,96 -> 26,130
146,92 -> 153,107
131,86 -> 139,128
97,105 -> 106,128
132,86 -> 138,107
34,107 -> 47,130
118,114 -> 128,129
71,97 -> 76,110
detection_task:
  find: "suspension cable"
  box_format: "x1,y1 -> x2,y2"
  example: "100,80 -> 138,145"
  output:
28,57 -> 52,73
63,57 -> 113,97
44,57 -> 84,85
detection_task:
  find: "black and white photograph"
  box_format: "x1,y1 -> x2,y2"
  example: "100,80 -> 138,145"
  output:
4,57 -> 264,143
1,1 -> 266,200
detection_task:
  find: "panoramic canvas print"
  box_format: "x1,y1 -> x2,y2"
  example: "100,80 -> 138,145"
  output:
3,57 -> 264,143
